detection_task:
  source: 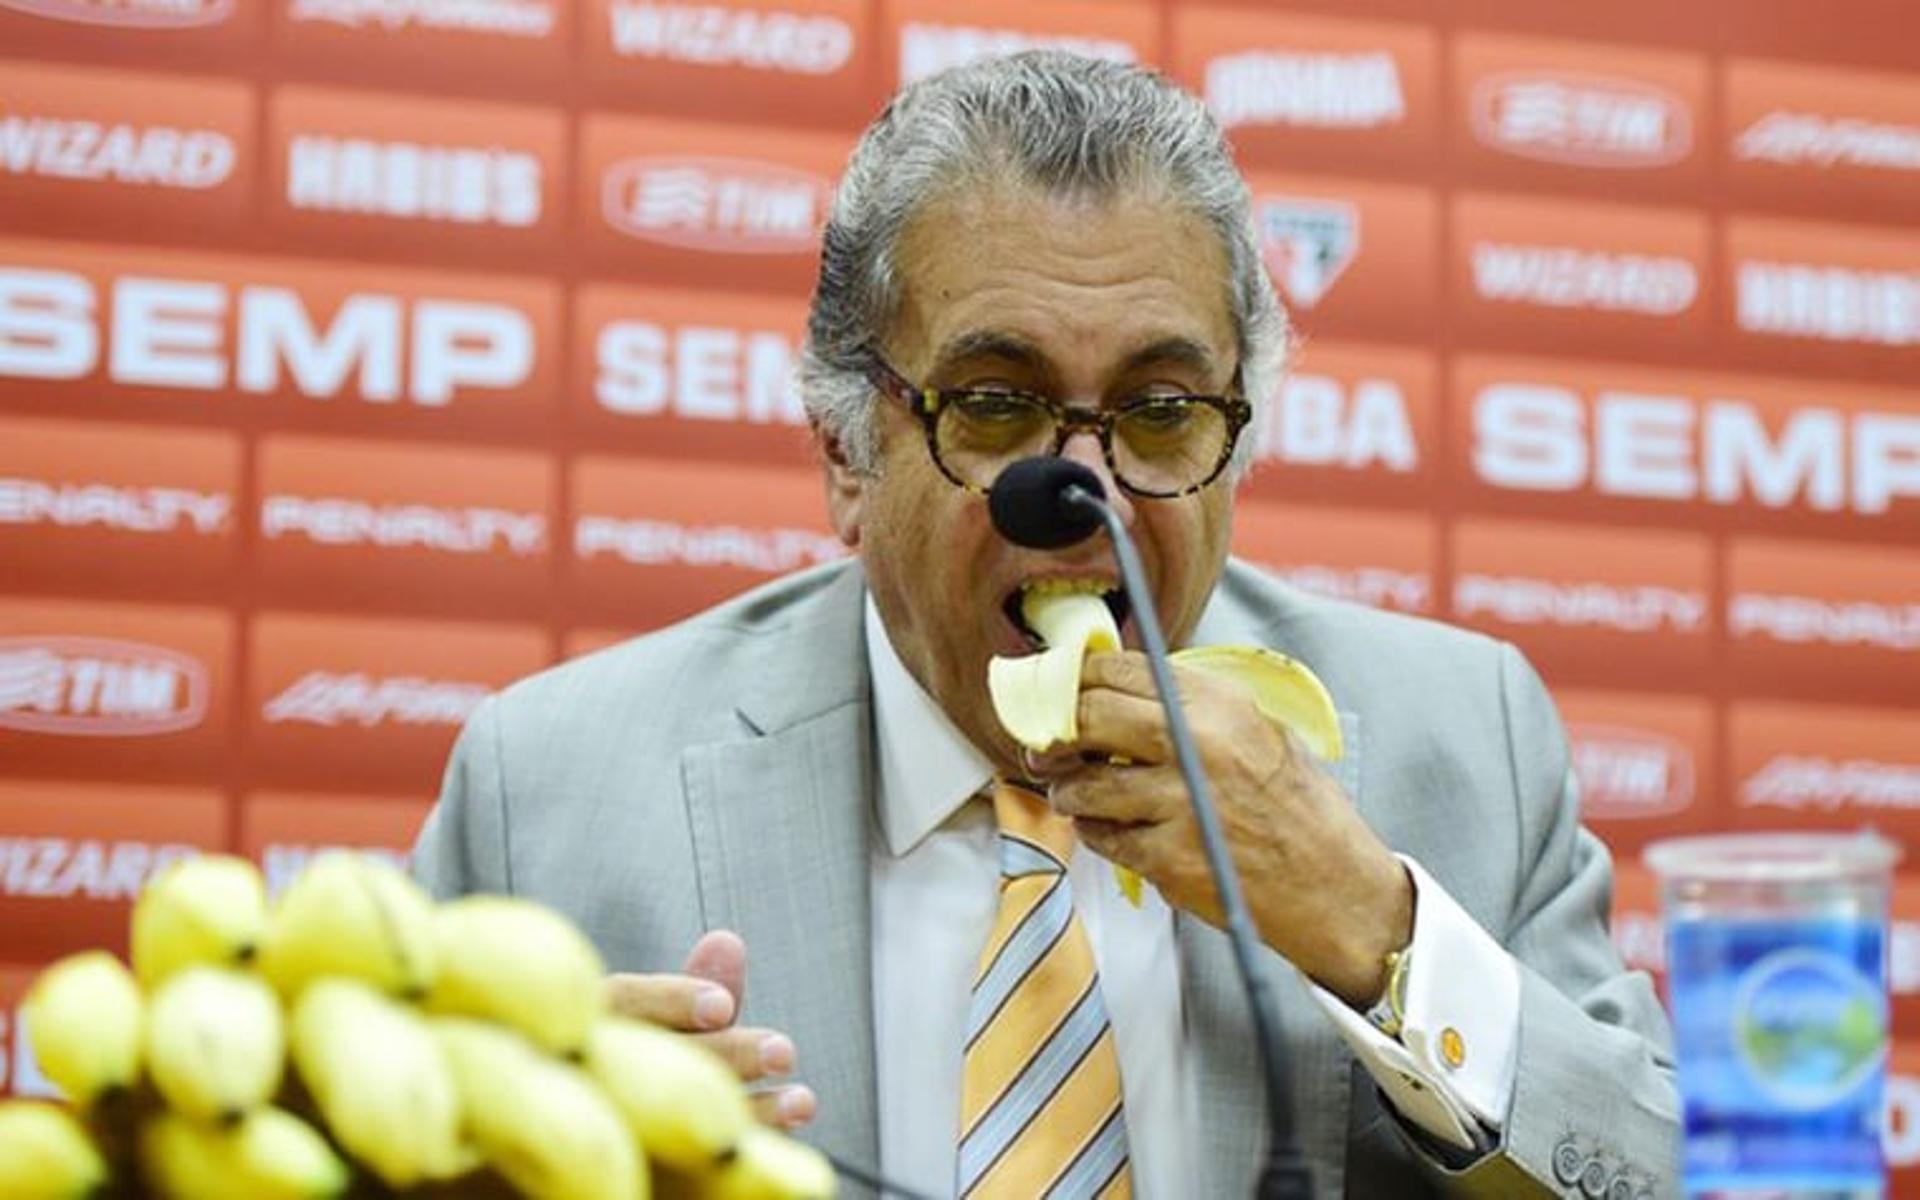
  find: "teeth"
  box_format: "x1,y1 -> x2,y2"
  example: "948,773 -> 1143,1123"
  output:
1023,578 -> 1113,599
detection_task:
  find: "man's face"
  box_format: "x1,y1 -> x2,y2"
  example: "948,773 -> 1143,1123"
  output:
824,181 -> 1241,776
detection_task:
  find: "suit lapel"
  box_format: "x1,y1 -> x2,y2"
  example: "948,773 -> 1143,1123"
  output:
679,568 -> 880,1171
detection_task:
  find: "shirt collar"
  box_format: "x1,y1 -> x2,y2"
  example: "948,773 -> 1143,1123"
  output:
865,595 -> 996,858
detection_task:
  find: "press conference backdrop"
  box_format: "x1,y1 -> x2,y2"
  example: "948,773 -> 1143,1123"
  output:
1,0 -> 1917,1172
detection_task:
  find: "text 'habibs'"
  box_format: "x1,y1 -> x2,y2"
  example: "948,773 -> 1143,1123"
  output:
288,136 -> 542,228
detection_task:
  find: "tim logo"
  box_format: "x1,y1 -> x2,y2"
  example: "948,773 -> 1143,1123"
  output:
0,0 -> 232,26
1256,199 -> 1358,309
1568,724 -> 1694,820
602,157 -> 831,254
0,636 -> 209,736
1473,72 -> 1691,168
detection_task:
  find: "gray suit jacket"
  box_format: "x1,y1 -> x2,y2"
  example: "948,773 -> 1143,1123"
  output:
414,559 -> 1680,1198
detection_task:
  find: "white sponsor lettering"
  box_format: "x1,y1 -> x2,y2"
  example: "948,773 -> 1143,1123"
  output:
1610,909 -> 1665,975
0,0 -> 231,28
1470,242 -> 1698,315
897,22 -> 1134,86
0,119 -> 234,191
1262,563 -> 1429,613
0,638 -> 208,736
286,137 -> 541,228
1454,575 -> 1706,634
1737,261 -> 1920,347
575,517 -> 845,573
1740,755 -> 1920,810
1894,919 -> 1920,996
1474,72 -> 1690,168
261,844 -> 408,898
1472,386 -> 1920,516
1204,51 -> 1405,131
262,671 -> 490,727
0,837 -> 199,899
0,480 -> 229,535
259,495 -> 545,555
1569,724 -> 1694,819
595,321 -> 803,423
1736,111 -> 1920,172
287,0 -> 554,37
1730,594 -> 1920,652
607,3 -> 853,75
0,269 -> 535,407
1250,374 -> 1417,473
1888,1072 -> 1920,1167
602,158 -> 828,253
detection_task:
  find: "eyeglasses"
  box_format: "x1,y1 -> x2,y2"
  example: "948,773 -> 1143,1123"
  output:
864,356 -> 1251,499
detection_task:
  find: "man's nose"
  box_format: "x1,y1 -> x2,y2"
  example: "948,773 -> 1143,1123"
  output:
1057,431 -> 1137,530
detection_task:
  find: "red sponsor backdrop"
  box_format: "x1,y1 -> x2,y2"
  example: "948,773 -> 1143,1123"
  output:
4,0 -> 1920,1171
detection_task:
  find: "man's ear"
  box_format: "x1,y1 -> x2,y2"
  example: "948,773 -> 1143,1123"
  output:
817,426 -> 865,548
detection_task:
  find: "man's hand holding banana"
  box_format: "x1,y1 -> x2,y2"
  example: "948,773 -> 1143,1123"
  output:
992,588 -> 1415,1008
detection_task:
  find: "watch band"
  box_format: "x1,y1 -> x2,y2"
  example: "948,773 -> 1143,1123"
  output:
1363,946 -> 1411,1039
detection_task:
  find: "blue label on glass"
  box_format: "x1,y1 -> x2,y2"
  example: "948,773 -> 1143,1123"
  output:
1667,917 -> 1887,1194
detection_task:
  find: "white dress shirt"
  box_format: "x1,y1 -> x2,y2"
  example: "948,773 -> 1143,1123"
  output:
864,599 -> 1521,1195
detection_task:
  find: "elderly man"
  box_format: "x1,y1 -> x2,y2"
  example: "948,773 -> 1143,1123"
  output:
415,52 -> 1678,1197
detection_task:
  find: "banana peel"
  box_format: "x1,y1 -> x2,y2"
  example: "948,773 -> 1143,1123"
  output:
988,589 -> 1344,906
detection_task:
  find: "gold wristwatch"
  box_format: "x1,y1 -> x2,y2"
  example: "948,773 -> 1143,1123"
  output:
1363,945 -> 1411,1039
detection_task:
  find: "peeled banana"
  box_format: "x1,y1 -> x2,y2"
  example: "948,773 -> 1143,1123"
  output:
700,1127 -> 837,1200
586,1016 -> 752,1171
428,896 -> 607,1057
0,1100 -> 110,1200
23,950 -> 143,1108
290,978 -> 469,1189
435,1017 -> 646,1200
988,587 -> 1345,905
141,1107 -> 349,1200
145,967 -> 284,1125
259,850 -> 439,1001
131,854 -> 269,989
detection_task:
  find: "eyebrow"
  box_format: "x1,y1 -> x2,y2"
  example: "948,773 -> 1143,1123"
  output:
926,331 -> 1228,386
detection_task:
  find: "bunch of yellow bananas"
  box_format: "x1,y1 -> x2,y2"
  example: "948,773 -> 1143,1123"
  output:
1,851 -> 834,1200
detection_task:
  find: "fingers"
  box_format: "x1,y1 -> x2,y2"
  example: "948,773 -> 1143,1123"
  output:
603,971 -> 736,1031
691,1026 -> 797,1083
1081,650 -> 1157,698
750,1084 -> 818,1130
1050,763 -> 1182,826
681,928 -> 748,1011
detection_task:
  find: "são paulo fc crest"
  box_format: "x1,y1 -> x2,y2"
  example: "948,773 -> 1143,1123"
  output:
1256,198 -> 1359,309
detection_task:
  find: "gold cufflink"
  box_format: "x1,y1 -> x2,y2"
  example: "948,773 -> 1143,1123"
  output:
1440,1026 -> 1466,1069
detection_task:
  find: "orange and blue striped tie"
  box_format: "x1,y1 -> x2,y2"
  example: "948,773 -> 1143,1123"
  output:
956,780 -> 1132,1199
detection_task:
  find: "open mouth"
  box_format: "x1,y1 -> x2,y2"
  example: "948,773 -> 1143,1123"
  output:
1001,580 -> 1132,651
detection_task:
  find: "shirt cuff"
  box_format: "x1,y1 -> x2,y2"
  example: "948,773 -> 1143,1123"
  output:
1308,855 -> 1520,1150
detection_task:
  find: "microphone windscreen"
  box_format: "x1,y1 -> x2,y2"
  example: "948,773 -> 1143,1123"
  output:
988,457 -> 1106,549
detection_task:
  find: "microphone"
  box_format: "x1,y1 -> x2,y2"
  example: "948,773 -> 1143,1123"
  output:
987,457 -> 1313,1200
987,457 -> 1104,549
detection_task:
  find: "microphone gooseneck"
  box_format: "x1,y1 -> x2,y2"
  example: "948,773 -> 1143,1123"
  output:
987,457 -> 1314,1200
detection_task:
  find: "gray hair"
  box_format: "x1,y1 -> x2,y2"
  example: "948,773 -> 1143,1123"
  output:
802,50 -> 1288,477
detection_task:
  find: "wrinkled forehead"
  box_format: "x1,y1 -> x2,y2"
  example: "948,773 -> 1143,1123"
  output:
884,179 -> 1239,382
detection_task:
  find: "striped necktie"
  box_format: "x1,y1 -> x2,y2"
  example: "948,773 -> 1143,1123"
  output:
956,779 -> 1132,1199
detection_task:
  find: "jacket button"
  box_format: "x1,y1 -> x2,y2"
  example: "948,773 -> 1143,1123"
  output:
1607,1176 -> 1634,1200
1552,1139 -> 1585,1186
1579,1158 -> 1609,1198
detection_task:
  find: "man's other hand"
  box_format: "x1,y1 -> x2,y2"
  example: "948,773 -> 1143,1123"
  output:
602,930 -> 817,1130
